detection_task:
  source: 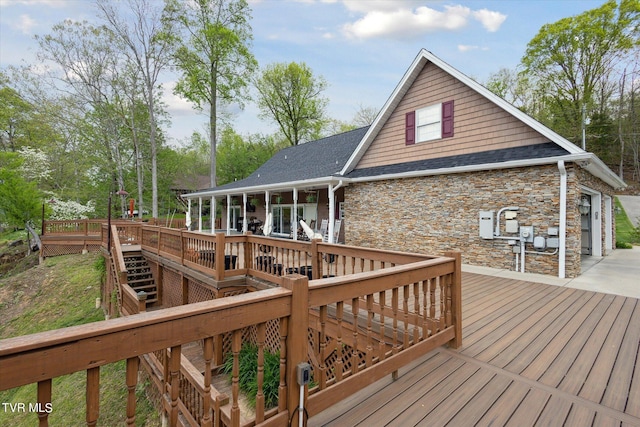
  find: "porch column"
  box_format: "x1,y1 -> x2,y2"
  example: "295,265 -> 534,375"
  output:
211,197 -> 216,234
293,188 -> 298,240
198,197 -> 203,232
187,199 -> 191,230
264,190 -> 270,233
328,184 -> 335,243
242,193 -> 248,233
226,194 -> 231,235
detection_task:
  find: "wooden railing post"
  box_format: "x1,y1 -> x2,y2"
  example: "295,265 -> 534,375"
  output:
37,379 -> 51,427
86,366 -> 100,427
445,251 -> 462,349
168,345 -> 181,427
215,233 -> 225,281
311,239 -> 321,280
281,274 -> 309,426
125,357 -> 139,426
202,337 -> 214,427
244,232 -> 253,271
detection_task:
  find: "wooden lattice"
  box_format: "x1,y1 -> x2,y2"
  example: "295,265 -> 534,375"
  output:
163,268 -> 182,308
188,280 -> 216,303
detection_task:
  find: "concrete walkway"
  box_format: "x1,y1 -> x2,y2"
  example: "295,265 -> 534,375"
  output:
463,246 -> 640,299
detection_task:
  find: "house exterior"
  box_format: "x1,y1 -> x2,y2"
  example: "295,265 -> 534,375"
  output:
184,49 -> 625,278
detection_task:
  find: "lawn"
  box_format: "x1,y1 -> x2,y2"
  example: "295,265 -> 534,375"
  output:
615,197 -> 640,247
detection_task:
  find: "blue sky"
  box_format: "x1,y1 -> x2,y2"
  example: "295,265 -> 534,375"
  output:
0,0 -> 607,144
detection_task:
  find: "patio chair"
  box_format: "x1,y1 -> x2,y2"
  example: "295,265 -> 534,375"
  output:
333,219 -> 342,243
319,219 -> 329,241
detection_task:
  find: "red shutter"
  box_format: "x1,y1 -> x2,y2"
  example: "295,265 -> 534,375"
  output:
405,111 -> 415,145
442,100 -> 454,138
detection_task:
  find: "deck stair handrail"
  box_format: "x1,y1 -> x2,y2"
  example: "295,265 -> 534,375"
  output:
110,225 -> 147,315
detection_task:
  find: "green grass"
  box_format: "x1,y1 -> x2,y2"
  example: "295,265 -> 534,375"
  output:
0,250 -> 161,426
615,197 -> 640,248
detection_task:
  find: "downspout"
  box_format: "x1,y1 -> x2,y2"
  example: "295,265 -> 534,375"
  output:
558,161 -> 567,279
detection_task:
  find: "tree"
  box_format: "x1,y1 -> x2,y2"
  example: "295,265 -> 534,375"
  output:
0,151 -> 43,228
521,0 -> 640,145
254,62 -> 328,146
166,0 -> 257,187
35,20 -> 141,217
352,104 -> 378,127
96,0 -> 174,218
216,127 -> 285,185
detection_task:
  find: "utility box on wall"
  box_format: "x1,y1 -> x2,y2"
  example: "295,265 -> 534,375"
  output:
479,211 -> 494,239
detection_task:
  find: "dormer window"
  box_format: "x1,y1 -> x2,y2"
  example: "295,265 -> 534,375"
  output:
405,100 -> 454,145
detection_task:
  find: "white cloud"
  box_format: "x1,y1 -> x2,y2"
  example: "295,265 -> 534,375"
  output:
473,9 -> 507,32
458,44 -> 478,52
0,0 -> 68,7
15,13 -> 36,34
458,44 -> 490,52
341,2 -> 506,40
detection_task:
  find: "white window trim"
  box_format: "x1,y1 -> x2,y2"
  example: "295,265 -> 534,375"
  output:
416,103 -> 442,143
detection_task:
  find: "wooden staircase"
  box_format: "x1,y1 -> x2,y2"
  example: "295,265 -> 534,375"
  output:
123,251 -> 158,308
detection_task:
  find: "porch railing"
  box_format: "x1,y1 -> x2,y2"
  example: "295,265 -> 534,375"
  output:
22,220 -> 462,426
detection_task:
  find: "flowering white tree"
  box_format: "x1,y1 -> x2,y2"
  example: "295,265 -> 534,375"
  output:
17,146 -> 51,182
48,198 -> 95,220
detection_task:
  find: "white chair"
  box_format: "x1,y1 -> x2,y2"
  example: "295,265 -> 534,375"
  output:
319,219 -> 329,241
333,219 -> 342,243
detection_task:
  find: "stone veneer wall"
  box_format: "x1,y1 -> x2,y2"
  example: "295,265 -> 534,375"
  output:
345,163 -> 598,278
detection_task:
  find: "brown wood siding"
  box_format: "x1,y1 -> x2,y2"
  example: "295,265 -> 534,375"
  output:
356,62 -> 550,170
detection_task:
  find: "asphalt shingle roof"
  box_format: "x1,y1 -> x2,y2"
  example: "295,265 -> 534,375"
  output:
197,126 -> 369,193
346,142 -> 570,179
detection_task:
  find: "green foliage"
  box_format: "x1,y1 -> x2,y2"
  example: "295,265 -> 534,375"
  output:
255,62 -> 329,146
521,0 -> 640,144
0,152 -> 42,228
222,343 -> 281,409
167,0 -> 257,185
216,128 -> 286,185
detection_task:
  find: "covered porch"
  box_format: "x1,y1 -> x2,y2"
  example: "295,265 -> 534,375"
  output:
184,178 -> 346,243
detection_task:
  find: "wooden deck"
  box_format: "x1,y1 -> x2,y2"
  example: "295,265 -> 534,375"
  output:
309,272 -> 640,426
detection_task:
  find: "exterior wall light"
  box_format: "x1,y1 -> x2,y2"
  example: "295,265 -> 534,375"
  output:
578,196 -> 591,215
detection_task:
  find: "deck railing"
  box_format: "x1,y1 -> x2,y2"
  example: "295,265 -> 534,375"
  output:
21,220 -> 462,426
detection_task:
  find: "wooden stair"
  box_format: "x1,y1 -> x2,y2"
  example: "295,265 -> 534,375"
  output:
123,251 -> 158,308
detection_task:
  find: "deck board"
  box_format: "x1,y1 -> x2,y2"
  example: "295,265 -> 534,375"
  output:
309,272 -> 640,426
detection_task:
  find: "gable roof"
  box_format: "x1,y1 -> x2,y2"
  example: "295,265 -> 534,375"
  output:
187,126 -> 368,196
340,49 -> 584,176
184,50 -> 625,199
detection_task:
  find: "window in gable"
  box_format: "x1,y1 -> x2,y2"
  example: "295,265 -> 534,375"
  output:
416,103 -> 442,142
405,100 -> 454,145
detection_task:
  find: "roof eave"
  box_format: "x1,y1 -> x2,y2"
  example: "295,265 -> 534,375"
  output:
347,153 -> 626,190
182,176 -> 345,199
